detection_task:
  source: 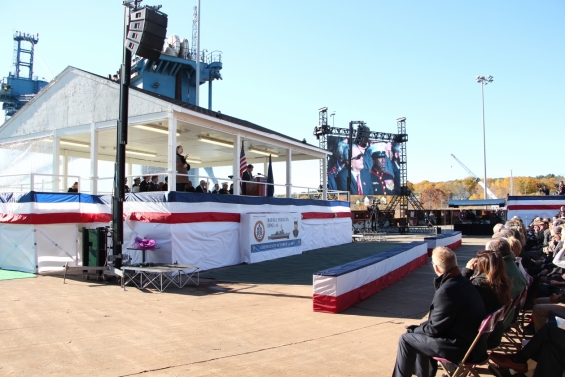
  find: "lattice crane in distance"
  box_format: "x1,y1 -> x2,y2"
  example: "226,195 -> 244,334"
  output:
450,154 -> 498,199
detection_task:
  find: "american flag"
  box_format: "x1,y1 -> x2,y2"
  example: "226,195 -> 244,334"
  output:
239,143 -> 247,177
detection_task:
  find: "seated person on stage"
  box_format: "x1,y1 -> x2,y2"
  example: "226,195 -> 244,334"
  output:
391,247 -> 486,377
229,183 -> 234,195
219,182 -> 230,194
67,181 -> 78,193
139,176 -> 150,192
195,180 -> 208,193
211,183 -> 220,194
490,311 -> 565,377
185,181 -> 195,192
149,175 -> 160,191
132,177 -> 141,192
161,176 -> 168,191
124,177 -> 130,193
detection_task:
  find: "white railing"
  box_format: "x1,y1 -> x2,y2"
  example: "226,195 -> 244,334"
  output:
0,173 -> 349,202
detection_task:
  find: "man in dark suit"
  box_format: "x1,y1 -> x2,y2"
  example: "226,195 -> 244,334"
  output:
392,247 -> 486,377
335,144 -> 371,195
241,164 -> 254,195
195,180 -> 208,193
139,176 -> 150,192
149,176 -> 160,191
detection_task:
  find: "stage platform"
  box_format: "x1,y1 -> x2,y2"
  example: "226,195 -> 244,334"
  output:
200,240 -> 411,285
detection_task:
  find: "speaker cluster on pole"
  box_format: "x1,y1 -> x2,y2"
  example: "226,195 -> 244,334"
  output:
125,6 -> 168,61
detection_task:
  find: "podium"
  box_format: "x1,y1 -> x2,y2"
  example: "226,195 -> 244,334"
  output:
246,177 -> 267,196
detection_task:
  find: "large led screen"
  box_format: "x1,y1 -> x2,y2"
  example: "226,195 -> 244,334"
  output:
326,136 -> 401,196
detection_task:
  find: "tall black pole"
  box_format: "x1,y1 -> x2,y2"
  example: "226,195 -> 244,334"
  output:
113,4 -> 132,269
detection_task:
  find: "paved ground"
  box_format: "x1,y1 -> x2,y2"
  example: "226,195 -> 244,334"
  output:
0,235 -> 521,376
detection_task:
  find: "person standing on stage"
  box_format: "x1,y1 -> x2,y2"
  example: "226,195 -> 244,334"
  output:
176,145 -> 191,191
242,164 -> 254,195
369,199 -> 380,231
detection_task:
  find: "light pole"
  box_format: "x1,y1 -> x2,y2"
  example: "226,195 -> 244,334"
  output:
476,75 -> 493,200
330,111 -> 335,127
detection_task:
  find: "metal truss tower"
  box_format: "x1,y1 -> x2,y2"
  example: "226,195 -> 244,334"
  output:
314,113 -> 426,226
13,31 -> 38,79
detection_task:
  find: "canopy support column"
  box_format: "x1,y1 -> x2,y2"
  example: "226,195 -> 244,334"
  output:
167,111 -> 177,192
286,149 -> 292,198
90,122 -> 99,194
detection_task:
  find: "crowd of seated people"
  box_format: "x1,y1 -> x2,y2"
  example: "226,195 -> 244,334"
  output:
392,215 -> 565,376
482,216 -> 565,375
129,175 -> 232,195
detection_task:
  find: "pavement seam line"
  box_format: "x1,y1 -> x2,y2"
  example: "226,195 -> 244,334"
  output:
117,319 -> 403,376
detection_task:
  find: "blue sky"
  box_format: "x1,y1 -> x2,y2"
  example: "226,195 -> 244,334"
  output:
0,0 -> 563,187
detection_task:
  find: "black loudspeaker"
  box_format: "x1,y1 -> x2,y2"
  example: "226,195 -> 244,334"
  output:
355,125 -> 371,148
82,228 -> 107,267
125,6 -> 168,61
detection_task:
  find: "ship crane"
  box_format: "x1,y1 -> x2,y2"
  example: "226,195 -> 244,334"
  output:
450,154 -> 498,199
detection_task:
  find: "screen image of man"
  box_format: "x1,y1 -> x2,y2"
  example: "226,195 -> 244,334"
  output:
370,151 -> 395,195
336,144 -> 371,195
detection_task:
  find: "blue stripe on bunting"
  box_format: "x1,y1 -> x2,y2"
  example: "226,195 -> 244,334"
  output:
314,241 -> 427,277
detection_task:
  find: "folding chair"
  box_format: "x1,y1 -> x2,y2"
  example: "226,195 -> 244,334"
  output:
434,306 -> 505,377
498,288 -> 529,351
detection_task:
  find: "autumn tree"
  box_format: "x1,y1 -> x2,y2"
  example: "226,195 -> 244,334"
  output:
420,187 -> 448,209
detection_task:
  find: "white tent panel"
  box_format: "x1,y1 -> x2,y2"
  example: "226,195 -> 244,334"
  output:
35,224 -> 79,272
300,218 -> 352,252
0,224 -> 36,273
171,222 -> 241,271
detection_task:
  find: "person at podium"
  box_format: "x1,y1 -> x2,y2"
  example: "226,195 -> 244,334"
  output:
242,164 -> 254,195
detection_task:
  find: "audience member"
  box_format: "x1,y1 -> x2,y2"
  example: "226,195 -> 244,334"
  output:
391,247 -> 486,377
490,311 -> 565,377
493,223 -> 505,234
485,238 -> 527,329
462,249 -> 512,348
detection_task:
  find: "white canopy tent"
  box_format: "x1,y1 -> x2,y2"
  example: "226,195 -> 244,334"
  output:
0,66 -> 331,197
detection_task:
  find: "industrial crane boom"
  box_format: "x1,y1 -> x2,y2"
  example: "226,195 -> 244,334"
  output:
450,154 -> 498,199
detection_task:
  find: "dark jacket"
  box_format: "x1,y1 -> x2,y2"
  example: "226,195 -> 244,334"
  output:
414,267 -> 486,362
195,185 -> 208,193
139,180 -> 150,192
241,170 -> 253,195
335,168 -> 372,195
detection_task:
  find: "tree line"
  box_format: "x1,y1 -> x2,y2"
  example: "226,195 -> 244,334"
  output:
410,174 -> 565,209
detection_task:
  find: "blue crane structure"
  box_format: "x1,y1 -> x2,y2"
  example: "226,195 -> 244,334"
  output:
0,31 -> 48,119
128,6 -> 222,109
